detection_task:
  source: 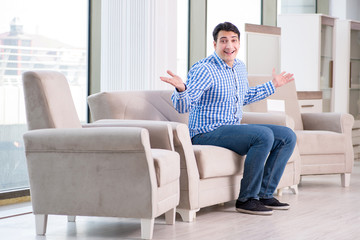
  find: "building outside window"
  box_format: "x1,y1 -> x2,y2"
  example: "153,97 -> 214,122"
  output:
0,0 -> 88,193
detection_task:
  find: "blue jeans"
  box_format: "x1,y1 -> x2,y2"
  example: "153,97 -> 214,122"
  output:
191,124 -> 296,202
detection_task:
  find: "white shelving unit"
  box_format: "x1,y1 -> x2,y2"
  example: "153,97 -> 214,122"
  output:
333,19 -> 360,161
278,14 -> 336,112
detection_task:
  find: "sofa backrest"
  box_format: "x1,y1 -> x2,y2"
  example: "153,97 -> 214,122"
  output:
88,90 -> 189,124
22,71 -> 82,130
245,75 -> 304,130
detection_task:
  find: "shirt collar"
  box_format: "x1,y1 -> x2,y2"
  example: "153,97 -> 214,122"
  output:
213,52 -> 240,69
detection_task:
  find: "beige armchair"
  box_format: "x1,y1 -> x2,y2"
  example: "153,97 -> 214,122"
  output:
245,75 -> 354,187
88,89 -> 300,221
22,71 -> 180,239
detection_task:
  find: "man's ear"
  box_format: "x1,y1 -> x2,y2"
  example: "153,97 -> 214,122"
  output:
213,40 -> 217,50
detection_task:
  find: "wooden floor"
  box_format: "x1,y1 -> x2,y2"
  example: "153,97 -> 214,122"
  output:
1,161 -> 360,240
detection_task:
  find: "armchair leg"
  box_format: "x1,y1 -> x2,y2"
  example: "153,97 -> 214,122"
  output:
341,173 -> 351,187
289,184 -> 299,194
141,218 -> 154,240
165,208 -> 176,225
35,214 -> 48,235
277,185 -> 298,196
177,208 -> 199,222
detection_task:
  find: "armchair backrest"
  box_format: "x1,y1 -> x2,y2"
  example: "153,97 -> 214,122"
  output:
245,75 -> 304,130
22,71 -> 82,130
88,90 -> 189,124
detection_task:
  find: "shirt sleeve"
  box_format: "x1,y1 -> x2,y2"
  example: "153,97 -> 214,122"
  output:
243,80 -> 275,106
171,65 -> 213,113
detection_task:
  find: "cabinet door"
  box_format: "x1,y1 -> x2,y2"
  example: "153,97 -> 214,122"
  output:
349,28 -> 360,119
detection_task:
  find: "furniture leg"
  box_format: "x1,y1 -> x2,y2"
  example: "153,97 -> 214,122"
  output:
35,214 -> 48,235
177,209 -> 198,222
141,218 -> 154,240
165,208 -> 176,225
341,173 -> 351,187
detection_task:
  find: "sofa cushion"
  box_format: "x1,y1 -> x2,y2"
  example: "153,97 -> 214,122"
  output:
151,149 -> 180,187
295,130 -> 346,155
192,145 -> 244,179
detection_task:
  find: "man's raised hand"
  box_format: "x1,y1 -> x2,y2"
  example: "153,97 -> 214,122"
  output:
160,70 -> 186,92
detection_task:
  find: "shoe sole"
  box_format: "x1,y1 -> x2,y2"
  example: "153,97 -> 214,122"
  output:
236,208 -> 273,216
264,205 -> 290,210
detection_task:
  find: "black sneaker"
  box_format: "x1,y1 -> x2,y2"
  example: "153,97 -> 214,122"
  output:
235,199 -> 273,215
260,197 -> 290,210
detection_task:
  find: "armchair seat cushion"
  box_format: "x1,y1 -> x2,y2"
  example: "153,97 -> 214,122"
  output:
295,130 -> 346,155
192,145 -> 244,179
151,149 -> 180,187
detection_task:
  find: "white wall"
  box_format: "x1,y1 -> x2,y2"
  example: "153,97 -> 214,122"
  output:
329,0 -> 360,21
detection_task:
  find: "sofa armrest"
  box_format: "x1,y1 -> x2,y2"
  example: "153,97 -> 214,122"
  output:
83,119 -> 174,151
23,127 -> 161,217
301,113 -> 354,134
242,112 -> 295,129
167,121 -> 200,210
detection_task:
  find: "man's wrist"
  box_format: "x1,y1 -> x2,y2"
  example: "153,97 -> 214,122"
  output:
176,83 -> 187,92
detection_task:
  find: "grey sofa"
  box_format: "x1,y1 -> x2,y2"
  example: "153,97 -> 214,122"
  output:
88,88 -> 301,221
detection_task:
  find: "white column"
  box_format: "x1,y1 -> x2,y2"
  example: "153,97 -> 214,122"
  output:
101,0 -> 177,91
329,0 -> 360,21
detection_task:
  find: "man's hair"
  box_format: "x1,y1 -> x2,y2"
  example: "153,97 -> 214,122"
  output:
212,22 -> 240,41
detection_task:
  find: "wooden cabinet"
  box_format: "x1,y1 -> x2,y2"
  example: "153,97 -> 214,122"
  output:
278,14 -> 336,112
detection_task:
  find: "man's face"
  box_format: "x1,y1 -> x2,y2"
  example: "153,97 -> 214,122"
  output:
213,30 -> 240,67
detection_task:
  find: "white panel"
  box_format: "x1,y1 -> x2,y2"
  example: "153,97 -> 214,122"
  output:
333,20 -> 351,113
246,32 -> 280,75
278,14 -> 321,91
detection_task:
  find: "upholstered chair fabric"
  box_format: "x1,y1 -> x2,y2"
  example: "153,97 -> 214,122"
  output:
22,71 -> 180,239
22,71 -> 81,130
245,75 -> 354,187
88,89 -> 301,221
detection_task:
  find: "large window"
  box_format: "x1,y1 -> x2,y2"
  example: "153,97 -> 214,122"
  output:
206,0 -> 261,62
0,0 -> 88,192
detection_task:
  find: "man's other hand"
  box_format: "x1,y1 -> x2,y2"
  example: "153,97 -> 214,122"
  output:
272,68 -> 295,88
160,70 -> 186,92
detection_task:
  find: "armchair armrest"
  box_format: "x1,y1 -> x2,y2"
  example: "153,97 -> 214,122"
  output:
23,127 -> 160,217
83,119 -> 174,151
242,112 -> 295,129
301,113 -> 354,134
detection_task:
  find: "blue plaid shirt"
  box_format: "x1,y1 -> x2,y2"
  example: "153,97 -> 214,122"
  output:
172,52 -> 275,138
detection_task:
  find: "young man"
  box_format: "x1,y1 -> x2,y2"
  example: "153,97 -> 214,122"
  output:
160,22 -> 296,215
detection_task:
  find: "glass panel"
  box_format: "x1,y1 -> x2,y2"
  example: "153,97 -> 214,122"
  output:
349,29 -> 360,119
206,0 -> 261,62
278,0 -> 316,14
320,24 -> 333,112
0,0 -> 88,192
